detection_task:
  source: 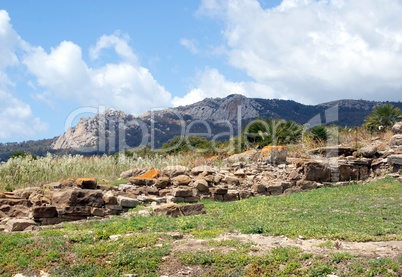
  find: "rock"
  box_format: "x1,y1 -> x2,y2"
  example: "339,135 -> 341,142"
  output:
308,147 -> 355,157
172,175 -> 192,186
91,208 -> 105,217
223,176 -> 240,186
129,168 -> 160,185
13,187 -> 43,199
304,161 -> 331,182
0,205 -> 30,218
75,178 -> 97,189
224,190 -> 239,201
155,177 -> 171,189
297,180 -> 317,190
118,184 -> 135,191
388,155 -> 402,165
102,191 -> 118,205
191,165 -> 216,175
226,150 -> 258,163
117,196 -> 139,208
153,203 -> 182,218
120,168 -> 148,179
51,189 -> 105,208
239,190 -> 253,199
209,187 -> 228,195
359,146 -> 377,158
392,122 -> 402,134
97,184 -> 117,191
162,165 -> 189,177
194,179 -> 209,192
179,203 -> 206,216
6,219 -> 37,231
260,146 -> 287,164
266,183 -> 283,195
59,206 -> 91,218
234,169 -> 246,177
390,135 -> 402,150
32,206 -> 58,218
252,184 -> 266,194
173,188 -> 193,198
338,164 -> 359,181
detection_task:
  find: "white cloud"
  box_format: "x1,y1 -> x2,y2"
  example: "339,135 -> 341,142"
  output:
0,89 -> 47,139
24,33 -> 172,115
198,0 -> 402,104
180,38 -> 199,54
172,67 -> 276,106
0,10 -> 47,139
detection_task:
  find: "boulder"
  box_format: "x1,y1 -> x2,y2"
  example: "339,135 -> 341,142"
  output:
308,147 -> 355,157
0,205 -> 30,218
266,183 -> 283,195
339,164 -> 359,181
32,206 -> 58,218
0,198 -> 31,208
162,165 -> 189,177
297,180 -> 317,190
390,134 -> 402,150
75,178 -> 97,189
304,161 -> 331,182
129,168 -> 160,185
224,190 -> 239,201
392,122 -> 402,134
191,165 -> 216,175
209,187 -> 228,195
359,146 -> 377,158
59,206 -> 91,218
102,191 -> 118,205
388,155 -> 402,165
252,184 -> 266,194
120,168 -> 148,179
223,176 -> 240,186
13,187 -> 43,199
51,189 -> 104,208
6,219 -> 37,232
153,203 -> 182,218
194,179 -> 209,193
117,196 -> 139,208
172,175 -> 192,186
226,150 -> 258,163
260,146 -> 287,164
179,203 -> 206,216
155,177 -> 171,189
172,188 -> 193,198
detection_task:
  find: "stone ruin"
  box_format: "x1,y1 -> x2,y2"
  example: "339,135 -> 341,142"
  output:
1,124 -> 402,232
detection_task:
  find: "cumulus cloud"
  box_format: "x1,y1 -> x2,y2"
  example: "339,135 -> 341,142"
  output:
180,38 -> 199,54
197,0 -> 402,104
24,33 -> 172,115
172,67 -> 276,106
0,89 -> 47,139
0,10 -> 47,139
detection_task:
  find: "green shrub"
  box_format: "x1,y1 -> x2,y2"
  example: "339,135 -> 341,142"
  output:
364,104 -> 402,132
243,119 -> 303,148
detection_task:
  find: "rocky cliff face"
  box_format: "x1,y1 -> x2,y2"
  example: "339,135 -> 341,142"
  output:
52,110 -> 131,151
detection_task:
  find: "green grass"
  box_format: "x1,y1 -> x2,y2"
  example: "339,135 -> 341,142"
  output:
1,177 -> 402,275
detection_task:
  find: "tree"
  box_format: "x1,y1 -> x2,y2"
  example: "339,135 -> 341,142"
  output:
363,104 -> 402,132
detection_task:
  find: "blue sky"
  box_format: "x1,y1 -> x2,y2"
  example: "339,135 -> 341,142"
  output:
0,0 -> 401,142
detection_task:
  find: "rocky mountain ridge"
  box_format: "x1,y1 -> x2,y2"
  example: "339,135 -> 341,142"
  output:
1,94 -> 401,159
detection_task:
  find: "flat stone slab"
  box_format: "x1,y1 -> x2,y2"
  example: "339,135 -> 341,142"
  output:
388,155 -> 402,165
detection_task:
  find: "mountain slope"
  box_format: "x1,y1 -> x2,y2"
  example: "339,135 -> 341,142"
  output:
50,94 -> 402,153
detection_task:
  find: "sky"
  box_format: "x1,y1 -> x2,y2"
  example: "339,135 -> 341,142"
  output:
0,0 -> 402,143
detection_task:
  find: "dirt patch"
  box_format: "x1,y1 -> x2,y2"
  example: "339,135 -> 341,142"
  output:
158,233 -> 402,276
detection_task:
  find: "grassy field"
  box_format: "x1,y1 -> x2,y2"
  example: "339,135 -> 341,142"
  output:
1,177 -> 402,276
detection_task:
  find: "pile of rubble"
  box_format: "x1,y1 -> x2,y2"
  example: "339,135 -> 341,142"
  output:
1,123 -> 402,232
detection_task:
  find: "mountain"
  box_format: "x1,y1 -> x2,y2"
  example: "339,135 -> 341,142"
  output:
1,94 -> 401,159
